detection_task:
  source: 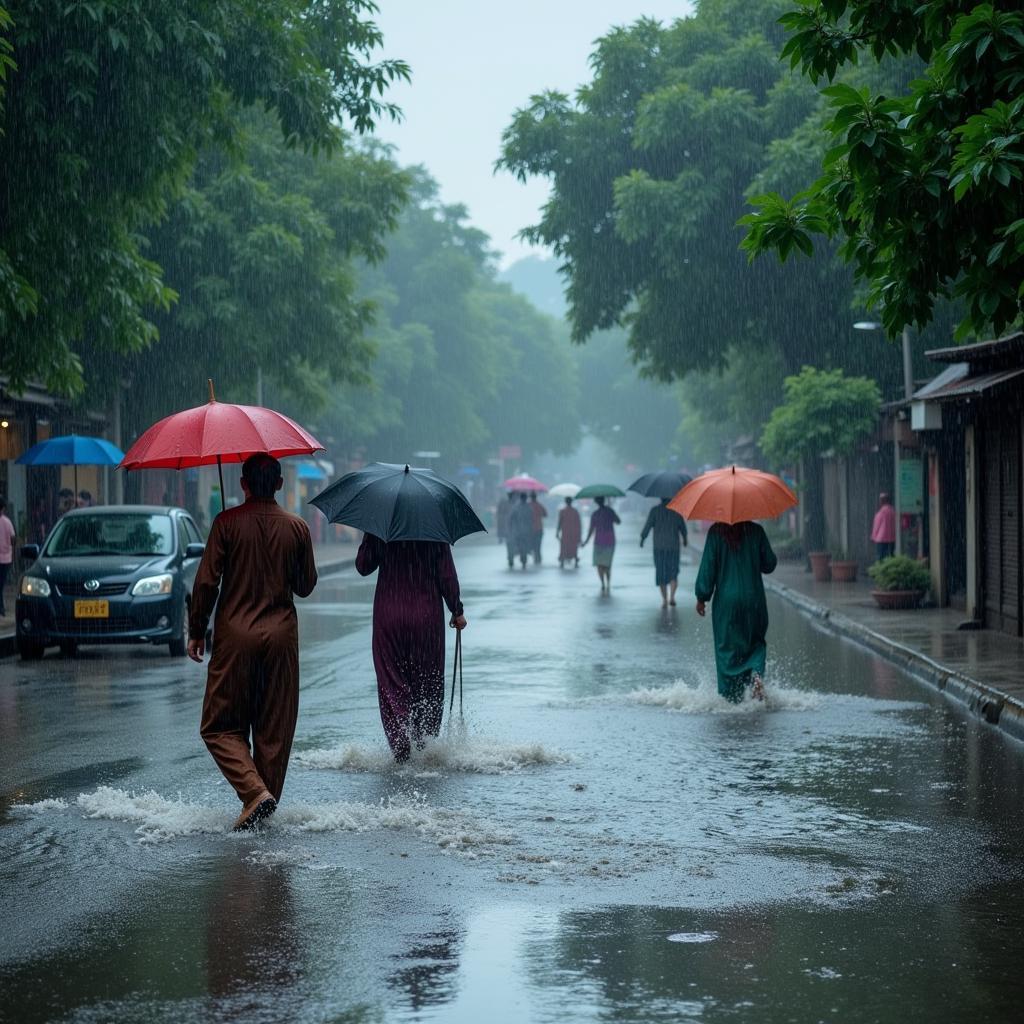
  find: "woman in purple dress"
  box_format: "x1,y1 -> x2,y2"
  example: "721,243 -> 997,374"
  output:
356,535 -> 467,761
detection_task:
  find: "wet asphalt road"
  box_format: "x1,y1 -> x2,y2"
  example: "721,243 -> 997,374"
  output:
2,524 -> 1023,1023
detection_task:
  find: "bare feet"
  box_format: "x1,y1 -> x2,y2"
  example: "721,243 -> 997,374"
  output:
233,791 -> 277,832
751,675 -> 766,702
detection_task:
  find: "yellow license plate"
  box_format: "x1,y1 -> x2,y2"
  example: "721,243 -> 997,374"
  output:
74,599 -> 109,619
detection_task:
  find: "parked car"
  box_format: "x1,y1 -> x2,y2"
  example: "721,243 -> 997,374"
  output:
16,505 -> 206,660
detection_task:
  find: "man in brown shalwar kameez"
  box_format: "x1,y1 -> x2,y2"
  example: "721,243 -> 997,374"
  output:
188,454 -> 317,831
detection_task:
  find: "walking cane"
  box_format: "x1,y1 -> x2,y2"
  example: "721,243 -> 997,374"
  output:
448,629 -> 463,718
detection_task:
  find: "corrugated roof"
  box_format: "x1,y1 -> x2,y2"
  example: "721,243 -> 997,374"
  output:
912,366 -> 1024,401
926,330 -> 1024,363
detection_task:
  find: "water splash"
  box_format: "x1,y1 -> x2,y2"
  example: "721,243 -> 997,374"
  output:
296,731 -> 570,775
8,797 -> 70,814
16,785 -> 514,853
625,677 -> 823,714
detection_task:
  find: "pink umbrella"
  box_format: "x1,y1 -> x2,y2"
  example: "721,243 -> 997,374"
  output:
121,380 -> 324,509
502,473 -> 547,492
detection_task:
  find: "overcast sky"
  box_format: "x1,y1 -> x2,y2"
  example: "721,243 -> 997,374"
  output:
373,1 -> 694,267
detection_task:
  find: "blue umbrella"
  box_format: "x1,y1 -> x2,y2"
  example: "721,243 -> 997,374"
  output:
17,433 -> 125,496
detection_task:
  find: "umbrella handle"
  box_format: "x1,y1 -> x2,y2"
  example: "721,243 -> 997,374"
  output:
449,629 -> 463,717
217,455 -> 225,512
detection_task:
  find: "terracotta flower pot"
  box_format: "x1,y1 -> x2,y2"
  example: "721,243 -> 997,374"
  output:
808,551 -> 831,582
831,560 -> 858,583
871,589 -> 924,610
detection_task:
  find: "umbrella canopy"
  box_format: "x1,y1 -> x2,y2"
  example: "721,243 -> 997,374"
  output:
310,462 -> 486,544
121,396 -> 323,470
120,381 -> 325,511
628,470 -> 693,500
576,483 -> 626,499
17,434 -> 124,467
548,482 -> 581,499
668,465 -> 797,524
503,473 -> 547,492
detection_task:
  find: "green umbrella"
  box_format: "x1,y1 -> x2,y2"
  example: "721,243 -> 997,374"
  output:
576,483 -> 626,499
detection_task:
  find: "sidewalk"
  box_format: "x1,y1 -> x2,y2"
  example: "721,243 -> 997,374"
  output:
0,540 -> 358,657
766,560 -> 1024,743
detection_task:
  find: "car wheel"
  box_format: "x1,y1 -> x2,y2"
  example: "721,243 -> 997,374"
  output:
59,640 -> 78,657
169,599 -> 188,657
18,639 -> 45,661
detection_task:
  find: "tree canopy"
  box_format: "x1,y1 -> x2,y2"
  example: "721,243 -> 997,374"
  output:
0,0 -> 408,395
760,366 -> 881,466
317,170 -> 583,473
740,1 -> 1024,340
497,0 -> 930,403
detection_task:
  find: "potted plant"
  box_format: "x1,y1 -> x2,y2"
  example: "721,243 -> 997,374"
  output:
867,555 -> 930,609
808,550 -> 832,581
831,551 -> 859,582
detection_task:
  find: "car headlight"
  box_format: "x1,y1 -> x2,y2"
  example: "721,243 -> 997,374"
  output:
20,576 -> 51,597
131,574 -> 173,597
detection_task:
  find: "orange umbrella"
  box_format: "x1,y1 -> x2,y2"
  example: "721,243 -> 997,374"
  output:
668,466 -> 796,524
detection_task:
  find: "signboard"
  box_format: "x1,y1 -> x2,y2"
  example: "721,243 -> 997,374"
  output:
898,456 -> 924,514
498,445 -> 521,460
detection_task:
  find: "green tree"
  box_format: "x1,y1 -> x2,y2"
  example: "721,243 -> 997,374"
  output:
321,169 -> 581,471
760,365 -> 880,550
0,0 -> 408,395
500,3 -> 870,379
739,1 -> 1024,340
92,116 -> 409,439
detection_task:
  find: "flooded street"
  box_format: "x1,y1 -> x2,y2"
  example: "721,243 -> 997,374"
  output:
2,530 -> 1023,1024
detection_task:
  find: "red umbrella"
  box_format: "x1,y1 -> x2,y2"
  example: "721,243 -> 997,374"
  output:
502,473 -> 547,492
120,380 -> 325,509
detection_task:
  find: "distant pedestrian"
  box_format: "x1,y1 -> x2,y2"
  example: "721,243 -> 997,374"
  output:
77,490 -> 93,508
496,491 -> 513,544
530,492 -> 547,564
582,496 -> 621,593
188,454 -> 318,831
0,496 -> 15,618
57,488 -> 75,518
356,534 -> 466,762
29,497 -> 49,545
640,498 -> 688,606
507,493 -> 532,569
556,497 -> 581,568
695,521 -> 777,703
871,492 -> 896,561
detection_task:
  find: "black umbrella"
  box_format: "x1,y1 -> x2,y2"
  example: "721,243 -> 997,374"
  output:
628,470 -> 694,500
310,462 -> 486,544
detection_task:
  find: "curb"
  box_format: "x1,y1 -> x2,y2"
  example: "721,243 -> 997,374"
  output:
766,580 -> 1024,745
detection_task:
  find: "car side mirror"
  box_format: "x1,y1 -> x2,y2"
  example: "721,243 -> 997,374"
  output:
20,544 -> 40,561
185,542 -> 205,559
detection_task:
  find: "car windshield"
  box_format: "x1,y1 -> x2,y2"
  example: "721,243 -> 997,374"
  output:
45,513 -> 175,557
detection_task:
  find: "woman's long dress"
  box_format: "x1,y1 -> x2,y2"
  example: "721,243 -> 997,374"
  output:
356,535 -> 463,759
557,506 -> 581,563
695,521 -> 777,702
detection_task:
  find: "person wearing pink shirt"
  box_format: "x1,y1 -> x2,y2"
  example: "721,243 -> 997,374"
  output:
0,496 -> 15,617
870,492 -> 896,561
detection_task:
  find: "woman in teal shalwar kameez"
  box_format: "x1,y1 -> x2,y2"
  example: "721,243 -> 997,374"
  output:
695,521 -> 778,702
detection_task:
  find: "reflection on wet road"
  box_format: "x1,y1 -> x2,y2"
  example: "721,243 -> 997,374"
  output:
2,531 -> 1023,1022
